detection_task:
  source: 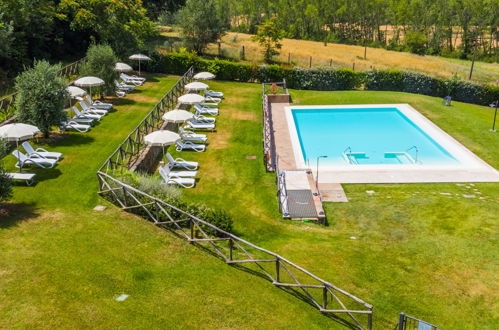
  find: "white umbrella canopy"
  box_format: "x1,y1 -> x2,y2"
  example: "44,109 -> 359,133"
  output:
185,82 -> 209,91
115,62 -> 133,72
0,123 -> 40,142
178,93 -> 205,105
162,110 -> 194,123
144,130 -> 181,147
74,76 -> 105,97
129,54 -> 151,76
66,86 -> 87,98
193,72 -> 215,80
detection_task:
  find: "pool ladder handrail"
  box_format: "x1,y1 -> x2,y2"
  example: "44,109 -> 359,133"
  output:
406,146 -> 419,164
343,146 -> 359,165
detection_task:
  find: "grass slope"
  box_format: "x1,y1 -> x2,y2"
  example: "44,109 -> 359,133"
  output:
0,75 -> 344,329
169,81 -> 499,329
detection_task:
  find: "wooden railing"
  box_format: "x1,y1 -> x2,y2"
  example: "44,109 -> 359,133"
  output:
98,66 -> 194,174
97,69 -> 373,329
0,58 -> 87,123
97,172 -> 373,329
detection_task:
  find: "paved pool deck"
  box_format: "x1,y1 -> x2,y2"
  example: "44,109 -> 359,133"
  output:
270,102 -> 499,185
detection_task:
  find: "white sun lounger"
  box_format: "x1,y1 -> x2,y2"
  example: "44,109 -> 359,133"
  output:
80,101 -> 108,115
192,115 -> 216,123
120,73 -> 145,85
60,120 -> 91,132
72,106 -> 102,121
85,95 -> 112,110
22,141 -> 62,161
5,172 -> 36,186
159,166 -> 195,188
184,121 -> 215,130
194,104 -> 219,116
159,164 -> 196,177
115,80 -> 136,91
205,90 -> 224,98
12,150 -> 57,169
166,153 -> 198,170
179,127 -> 207,143
176,140 -> 206,152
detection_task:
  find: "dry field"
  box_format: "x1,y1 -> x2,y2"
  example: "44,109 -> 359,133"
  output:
161,30 -> 499,85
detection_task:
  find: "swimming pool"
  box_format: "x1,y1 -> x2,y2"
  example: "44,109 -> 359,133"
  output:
291,106 -> 458,166
284,104 -> 496,171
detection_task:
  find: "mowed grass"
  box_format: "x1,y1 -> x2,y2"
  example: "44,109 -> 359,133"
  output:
162,31 -> 499,85
169,81 -> 499,329
0,75 -> 346,329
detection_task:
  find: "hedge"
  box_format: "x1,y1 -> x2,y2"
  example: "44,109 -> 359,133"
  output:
154,51 -> 499,106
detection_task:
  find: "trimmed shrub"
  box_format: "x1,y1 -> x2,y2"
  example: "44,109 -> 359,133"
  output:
288,67 -> 363,90
0,139 -> 12,202
156,51 -> 499,106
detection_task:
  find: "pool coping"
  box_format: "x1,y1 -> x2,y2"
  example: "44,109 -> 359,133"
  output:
279,104 -> 499,183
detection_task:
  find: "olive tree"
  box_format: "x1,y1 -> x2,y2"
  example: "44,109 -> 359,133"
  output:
80,44 -> 118,96
15,60 -> 68,138
176,0 -> 227,54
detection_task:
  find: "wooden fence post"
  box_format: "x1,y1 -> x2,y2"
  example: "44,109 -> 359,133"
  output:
241,46 -> 245,60
352,62 -> 355,70
309,56 -> 312,68
275,258 -> 280,282
288,52 -> 291,64
228,239 -> 233,261
329,59 -> 332,66
218,42 -> 221,56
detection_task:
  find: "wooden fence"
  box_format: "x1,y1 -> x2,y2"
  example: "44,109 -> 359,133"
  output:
0,58 -> 87,122
98,66 -> 194,174
97,69 -> 373,329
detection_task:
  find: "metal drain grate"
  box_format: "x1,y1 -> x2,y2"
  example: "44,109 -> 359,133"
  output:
286,189 -> 317,219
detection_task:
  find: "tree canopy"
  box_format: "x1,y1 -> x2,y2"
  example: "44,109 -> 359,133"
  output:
176,0 -> 227,54
15,61 -> 68,138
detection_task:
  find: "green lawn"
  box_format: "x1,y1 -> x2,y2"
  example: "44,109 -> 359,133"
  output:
1,76 -> 498,329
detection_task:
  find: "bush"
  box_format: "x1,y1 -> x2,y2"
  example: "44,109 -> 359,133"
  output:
405,31 -> 427,55
288,67 -> 363,90
0,139 -> 12,202
156,51 -> 499,106
15,60 -> 68,137
80,44 -> 118,96
125,173 -> 233,238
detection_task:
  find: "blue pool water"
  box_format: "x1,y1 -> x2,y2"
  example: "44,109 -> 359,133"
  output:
291,107 -> 459,166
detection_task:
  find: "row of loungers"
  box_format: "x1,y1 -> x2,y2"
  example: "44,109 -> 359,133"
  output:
7,141 -> 64,185
160,90 -> 224,188
8,80 -> 144,185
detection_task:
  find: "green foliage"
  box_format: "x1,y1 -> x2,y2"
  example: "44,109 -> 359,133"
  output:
176,0 -> 227,53
0,12 -> 14,59
124,171 -> 233,237
59,0 -> 157,55
252,17 -> 285,63
158,10 -> 175,26
0,166 -> 12,202
15,61 -> 68,137
404,31 -> 427,55
157,52 -> 499,105
0,139 -> 12,202
80,44 -> 118,95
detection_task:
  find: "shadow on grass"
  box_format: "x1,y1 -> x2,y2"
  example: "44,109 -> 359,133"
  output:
111,98 -> 137,107
51,134 -> 95,147
0,202 -> 39,229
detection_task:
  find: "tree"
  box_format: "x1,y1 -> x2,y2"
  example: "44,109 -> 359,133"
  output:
176,0 -> 227,54
405,30 -> 427,55
15,60 -> 68,138
252,17 -> 285,63
80,44 -> 118,96
58,0 -> 157,55
0,12 -> 14,59
0,139 -> 12,202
